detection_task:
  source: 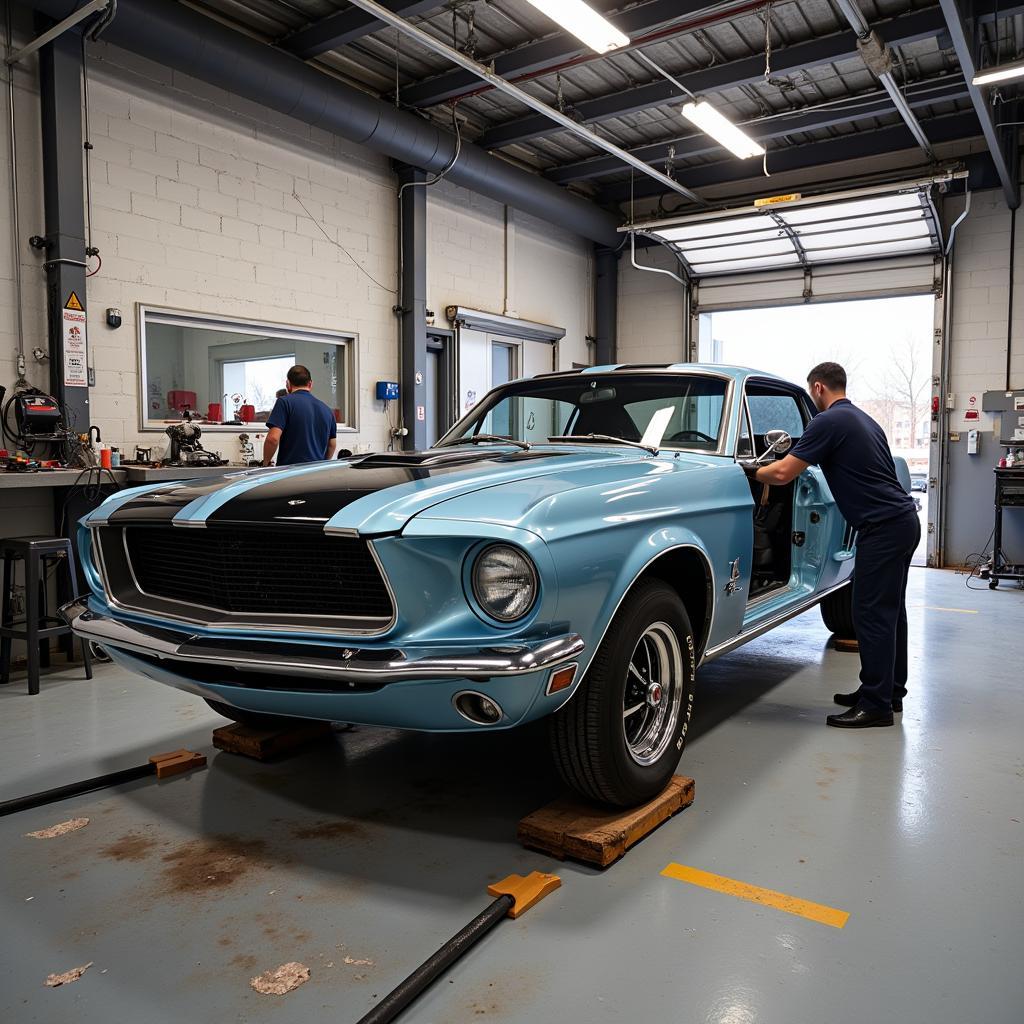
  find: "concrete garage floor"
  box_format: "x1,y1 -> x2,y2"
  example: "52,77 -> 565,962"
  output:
1,570 -> 1021,1024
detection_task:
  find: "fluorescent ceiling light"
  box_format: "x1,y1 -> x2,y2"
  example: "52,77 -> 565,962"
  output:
681,100 -> 766,160
972,58 -> 1024,85
523,0 -> 629,55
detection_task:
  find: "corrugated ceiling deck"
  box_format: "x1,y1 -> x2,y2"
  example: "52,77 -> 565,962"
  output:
182,1 -> 999,198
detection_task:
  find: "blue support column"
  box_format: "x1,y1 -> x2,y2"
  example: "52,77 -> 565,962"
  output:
38,27 -> 90,429
594,246 -> 619,365
398,166 -> 428,450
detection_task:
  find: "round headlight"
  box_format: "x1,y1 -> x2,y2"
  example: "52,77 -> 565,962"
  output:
472,545 -> 538,622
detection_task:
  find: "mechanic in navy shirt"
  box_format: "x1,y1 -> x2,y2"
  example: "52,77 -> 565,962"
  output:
747,362 -> 920,730
263,364 -> 337,466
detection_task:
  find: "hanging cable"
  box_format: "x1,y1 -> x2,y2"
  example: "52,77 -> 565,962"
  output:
80,34 -> 101,276
396,102 -> 463,310
5,0 -> 26,379
291,191 -> 396,294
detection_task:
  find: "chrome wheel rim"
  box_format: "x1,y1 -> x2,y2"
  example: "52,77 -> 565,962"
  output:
622,621 -> 683,766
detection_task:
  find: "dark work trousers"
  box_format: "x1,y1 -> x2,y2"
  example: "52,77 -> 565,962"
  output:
852,508 -> 922,712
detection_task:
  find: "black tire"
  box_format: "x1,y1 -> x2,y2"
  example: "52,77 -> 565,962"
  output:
548,580 -> 696,808
203,698 -> 303,730
820,582 -> 855,639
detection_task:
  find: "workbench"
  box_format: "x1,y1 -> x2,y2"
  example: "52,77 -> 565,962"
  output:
989,468 -> 1024,587
0,463 -> 243,492
0,464 -> 247,550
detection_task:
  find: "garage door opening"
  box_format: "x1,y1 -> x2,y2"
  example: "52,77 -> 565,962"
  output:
698,295 -> 934,566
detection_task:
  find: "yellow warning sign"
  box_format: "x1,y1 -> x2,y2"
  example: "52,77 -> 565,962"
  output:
64,291 -> 84,311
754,193 -> 802,208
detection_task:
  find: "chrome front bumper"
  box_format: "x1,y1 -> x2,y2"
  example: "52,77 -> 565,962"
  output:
61,600 -> 584,684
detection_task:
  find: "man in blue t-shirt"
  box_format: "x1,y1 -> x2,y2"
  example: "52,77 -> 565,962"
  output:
263,364 -> 337,466
746,362 -> 919,730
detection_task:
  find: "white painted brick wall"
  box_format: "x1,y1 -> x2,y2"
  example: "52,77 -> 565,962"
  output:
617,245 -> 687,364
1,36 -> 593,469
426,182 -> 592,368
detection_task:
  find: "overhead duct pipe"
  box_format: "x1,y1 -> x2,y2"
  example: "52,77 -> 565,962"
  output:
26,0 -> 623,247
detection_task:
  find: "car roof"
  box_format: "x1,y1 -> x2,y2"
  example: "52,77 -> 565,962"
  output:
535,363 -> 793,386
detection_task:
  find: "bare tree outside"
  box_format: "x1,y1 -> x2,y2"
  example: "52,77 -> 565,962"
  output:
867,332 -> 930,448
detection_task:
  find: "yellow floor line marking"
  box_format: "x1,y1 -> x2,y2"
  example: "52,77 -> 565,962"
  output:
909,605 -> 978,614
661,863 -> 850,929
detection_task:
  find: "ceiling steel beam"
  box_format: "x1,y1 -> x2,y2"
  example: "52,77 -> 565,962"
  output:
834,0 -> 936,159
602,110 -> 982,202
477,6 -> 947,151
399,0 -> 713,108
280,0 -> 440,60
25,0 -> 624,247
938,0 -> 1019,208
547,77 -> 969,184
342,0 -> 704,202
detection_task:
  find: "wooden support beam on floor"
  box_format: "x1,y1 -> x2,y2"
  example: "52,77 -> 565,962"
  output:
212,721 -> 333,761
518,775 -> 695,868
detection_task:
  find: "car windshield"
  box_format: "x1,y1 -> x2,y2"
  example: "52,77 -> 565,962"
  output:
439,374 -> 729,452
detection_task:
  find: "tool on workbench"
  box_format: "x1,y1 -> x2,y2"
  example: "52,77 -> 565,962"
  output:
355,871 -> 560,1024
163,410 -> 227,467
1,381 -> 91,467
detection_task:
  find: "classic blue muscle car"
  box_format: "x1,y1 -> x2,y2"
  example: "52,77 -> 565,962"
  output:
65,364 -> 858,807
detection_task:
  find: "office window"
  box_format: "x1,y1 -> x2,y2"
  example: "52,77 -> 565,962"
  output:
139,308 -> 356,431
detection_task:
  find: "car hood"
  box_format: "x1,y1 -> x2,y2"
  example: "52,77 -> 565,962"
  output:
97,447 -> 656,534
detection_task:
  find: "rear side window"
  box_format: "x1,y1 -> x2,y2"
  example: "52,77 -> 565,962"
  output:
747,391 -> 806,439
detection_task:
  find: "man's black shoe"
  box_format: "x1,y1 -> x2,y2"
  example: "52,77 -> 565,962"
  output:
826,707 -> 894,728
834,690 -> 902,712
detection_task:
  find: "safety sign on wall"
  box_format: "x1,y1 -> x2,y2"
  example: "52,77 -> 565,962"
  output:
62,291 -> 88,388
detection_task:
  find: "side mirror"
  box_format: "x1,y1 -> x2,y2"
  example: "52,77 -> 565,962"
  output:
755,429 -> 792,465
765,429 -> 792,454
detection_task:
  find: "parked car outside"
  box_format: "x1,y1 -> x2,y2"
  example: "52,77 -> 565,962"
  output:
65,365 -> 860,807
910,474 -> 927,492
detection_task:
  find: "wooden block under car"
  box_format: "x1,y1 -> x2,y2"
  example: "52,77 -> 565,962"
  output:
212,721 -> 333,761
831,637 -> 860,652
517,775 -> 695,869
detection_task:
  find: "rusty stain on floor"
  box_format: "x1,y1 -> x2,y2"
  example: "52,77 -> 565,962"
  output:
160,836 -> 268,894
100,831 -> 159,862
289,820 -> 366,841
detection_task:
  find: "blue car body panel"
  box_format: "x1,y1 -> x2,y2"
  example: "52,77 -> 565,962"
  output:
69,364 -> 854,731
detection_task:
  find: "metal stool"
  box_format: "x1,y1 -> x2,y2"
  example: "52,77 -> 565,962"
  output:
0,536 -> 93,695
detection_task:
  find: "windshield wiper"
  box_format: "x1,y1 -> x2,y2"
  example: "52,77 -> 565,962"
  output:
548,434 -> 657,455
447,434 -> 532,451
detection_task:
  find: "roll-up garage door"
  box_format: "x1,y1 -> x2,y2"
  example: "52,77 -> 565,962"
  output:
624,178 -> 946,312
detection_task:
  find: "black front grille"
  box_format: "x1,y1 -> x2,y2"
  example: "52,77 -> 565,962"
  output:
121,525 -> 393,621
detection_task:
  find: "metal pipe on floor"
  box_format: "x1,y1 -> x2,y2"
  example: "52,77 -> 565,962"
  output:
0,763 -> 154,817
354,894 -> 514,1024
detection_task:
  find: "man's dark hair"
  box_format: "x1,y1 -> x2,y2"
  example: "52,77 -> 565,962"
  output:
275,388 -> 287,398
807,361 -> 846,392
287,364 -> 312,387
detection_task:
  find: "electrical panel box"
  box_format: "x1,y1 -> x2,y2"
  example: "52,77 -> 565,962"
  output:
376,381 -> 400,402
967,429 -> 980,455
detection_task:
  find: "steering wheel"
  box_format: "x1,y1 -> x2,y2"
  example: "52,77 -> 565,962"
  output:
667,429 -> 716,443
